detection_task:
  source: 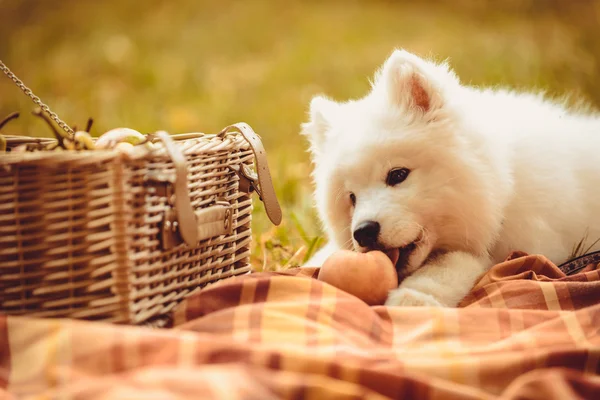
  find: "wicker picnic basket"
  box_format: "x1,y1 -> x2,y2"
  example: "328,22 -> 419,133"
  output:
0,123 -> 282,325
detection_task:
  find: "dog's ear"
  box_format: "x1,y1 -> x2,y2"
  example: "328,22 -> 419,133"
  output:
374,49 -> 457,117
301,95 -> 338,154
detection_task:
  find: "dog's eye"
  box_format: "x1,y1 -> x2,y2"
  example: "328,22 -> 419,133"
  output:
349,192 -> 356,206
386,168 -> 410,186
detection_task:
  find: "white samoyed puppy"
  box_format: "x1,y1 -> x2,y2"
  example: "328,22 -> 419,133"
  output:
301,49 -> 600,307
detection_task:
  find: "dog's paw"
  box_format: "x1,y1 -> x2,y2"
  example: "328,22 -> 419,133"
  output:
385,288 -> 443,307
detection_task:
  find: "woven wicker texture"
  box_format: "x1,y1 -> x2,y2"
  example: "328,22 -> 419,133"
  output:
0,132 -> 254,324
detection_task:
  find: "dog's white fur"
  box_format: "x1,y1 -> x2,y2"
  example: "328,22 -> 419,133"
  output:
302,49 -> 600,307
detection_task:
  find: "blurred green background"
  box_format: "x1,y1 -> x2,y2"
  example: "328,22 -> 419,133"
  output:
2,0 -> 599,270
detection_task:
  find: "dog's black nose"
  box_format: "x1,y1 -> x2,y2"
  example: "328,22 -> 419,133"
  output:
353,221 -> 380,248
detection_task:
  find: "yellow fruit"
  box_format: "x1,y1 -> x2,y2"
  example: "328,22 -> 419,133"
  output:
74,131 -> 95,150
96,128 -> 145,149
115,142 -> 134,150
62,138 -> 75,150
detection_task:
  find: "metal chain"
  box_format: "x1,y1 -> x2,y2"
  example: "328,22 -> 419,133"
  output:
0,59 -> 74,135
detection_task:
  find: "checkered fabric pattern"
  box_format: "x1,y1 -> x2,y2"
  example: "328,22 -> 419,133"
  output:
1,252 -> 599,399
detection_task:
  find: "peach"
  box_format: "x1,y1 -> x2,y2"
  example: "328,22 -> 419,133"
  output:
317,249 -> 398,305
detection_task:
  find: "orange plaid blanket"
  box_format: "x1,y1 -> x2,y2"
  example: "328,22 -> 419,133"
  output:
1,253 -> 599,399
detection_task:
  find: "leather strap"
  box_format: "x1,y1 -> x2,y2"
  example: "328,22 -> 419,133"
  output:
154,123 -> 282,248
195,202 -> 233,241
219,123 -> 282,226
155,130 -> 200,245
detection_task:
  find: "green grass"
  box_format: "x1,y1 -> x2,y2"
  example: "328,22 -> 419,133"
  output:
1,0 -> 599,270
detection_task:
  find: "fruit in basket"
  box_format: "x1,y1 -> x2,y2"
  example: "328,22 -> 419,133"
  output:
317,249 -> 398,305
95,128 -> 145,149
74,131 -> 96,150
62,137 -> 76,150
7,108 -> 151,154
114,141 -> 137,155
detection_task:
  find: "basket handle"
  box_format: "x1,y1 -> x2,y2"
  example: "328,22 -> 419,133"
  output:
154,124 -> 282,248
218,123 -> 282,226
154,131 -> 209,246
159,123 -> 282,227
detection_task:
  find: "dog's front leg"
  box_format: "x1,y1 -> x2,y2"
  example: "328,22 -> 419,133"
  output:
385,251 -> 490,307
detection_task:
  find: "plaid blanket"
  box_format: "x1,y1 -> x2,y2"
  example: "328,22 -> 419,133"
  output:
1,252 -> 599,399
